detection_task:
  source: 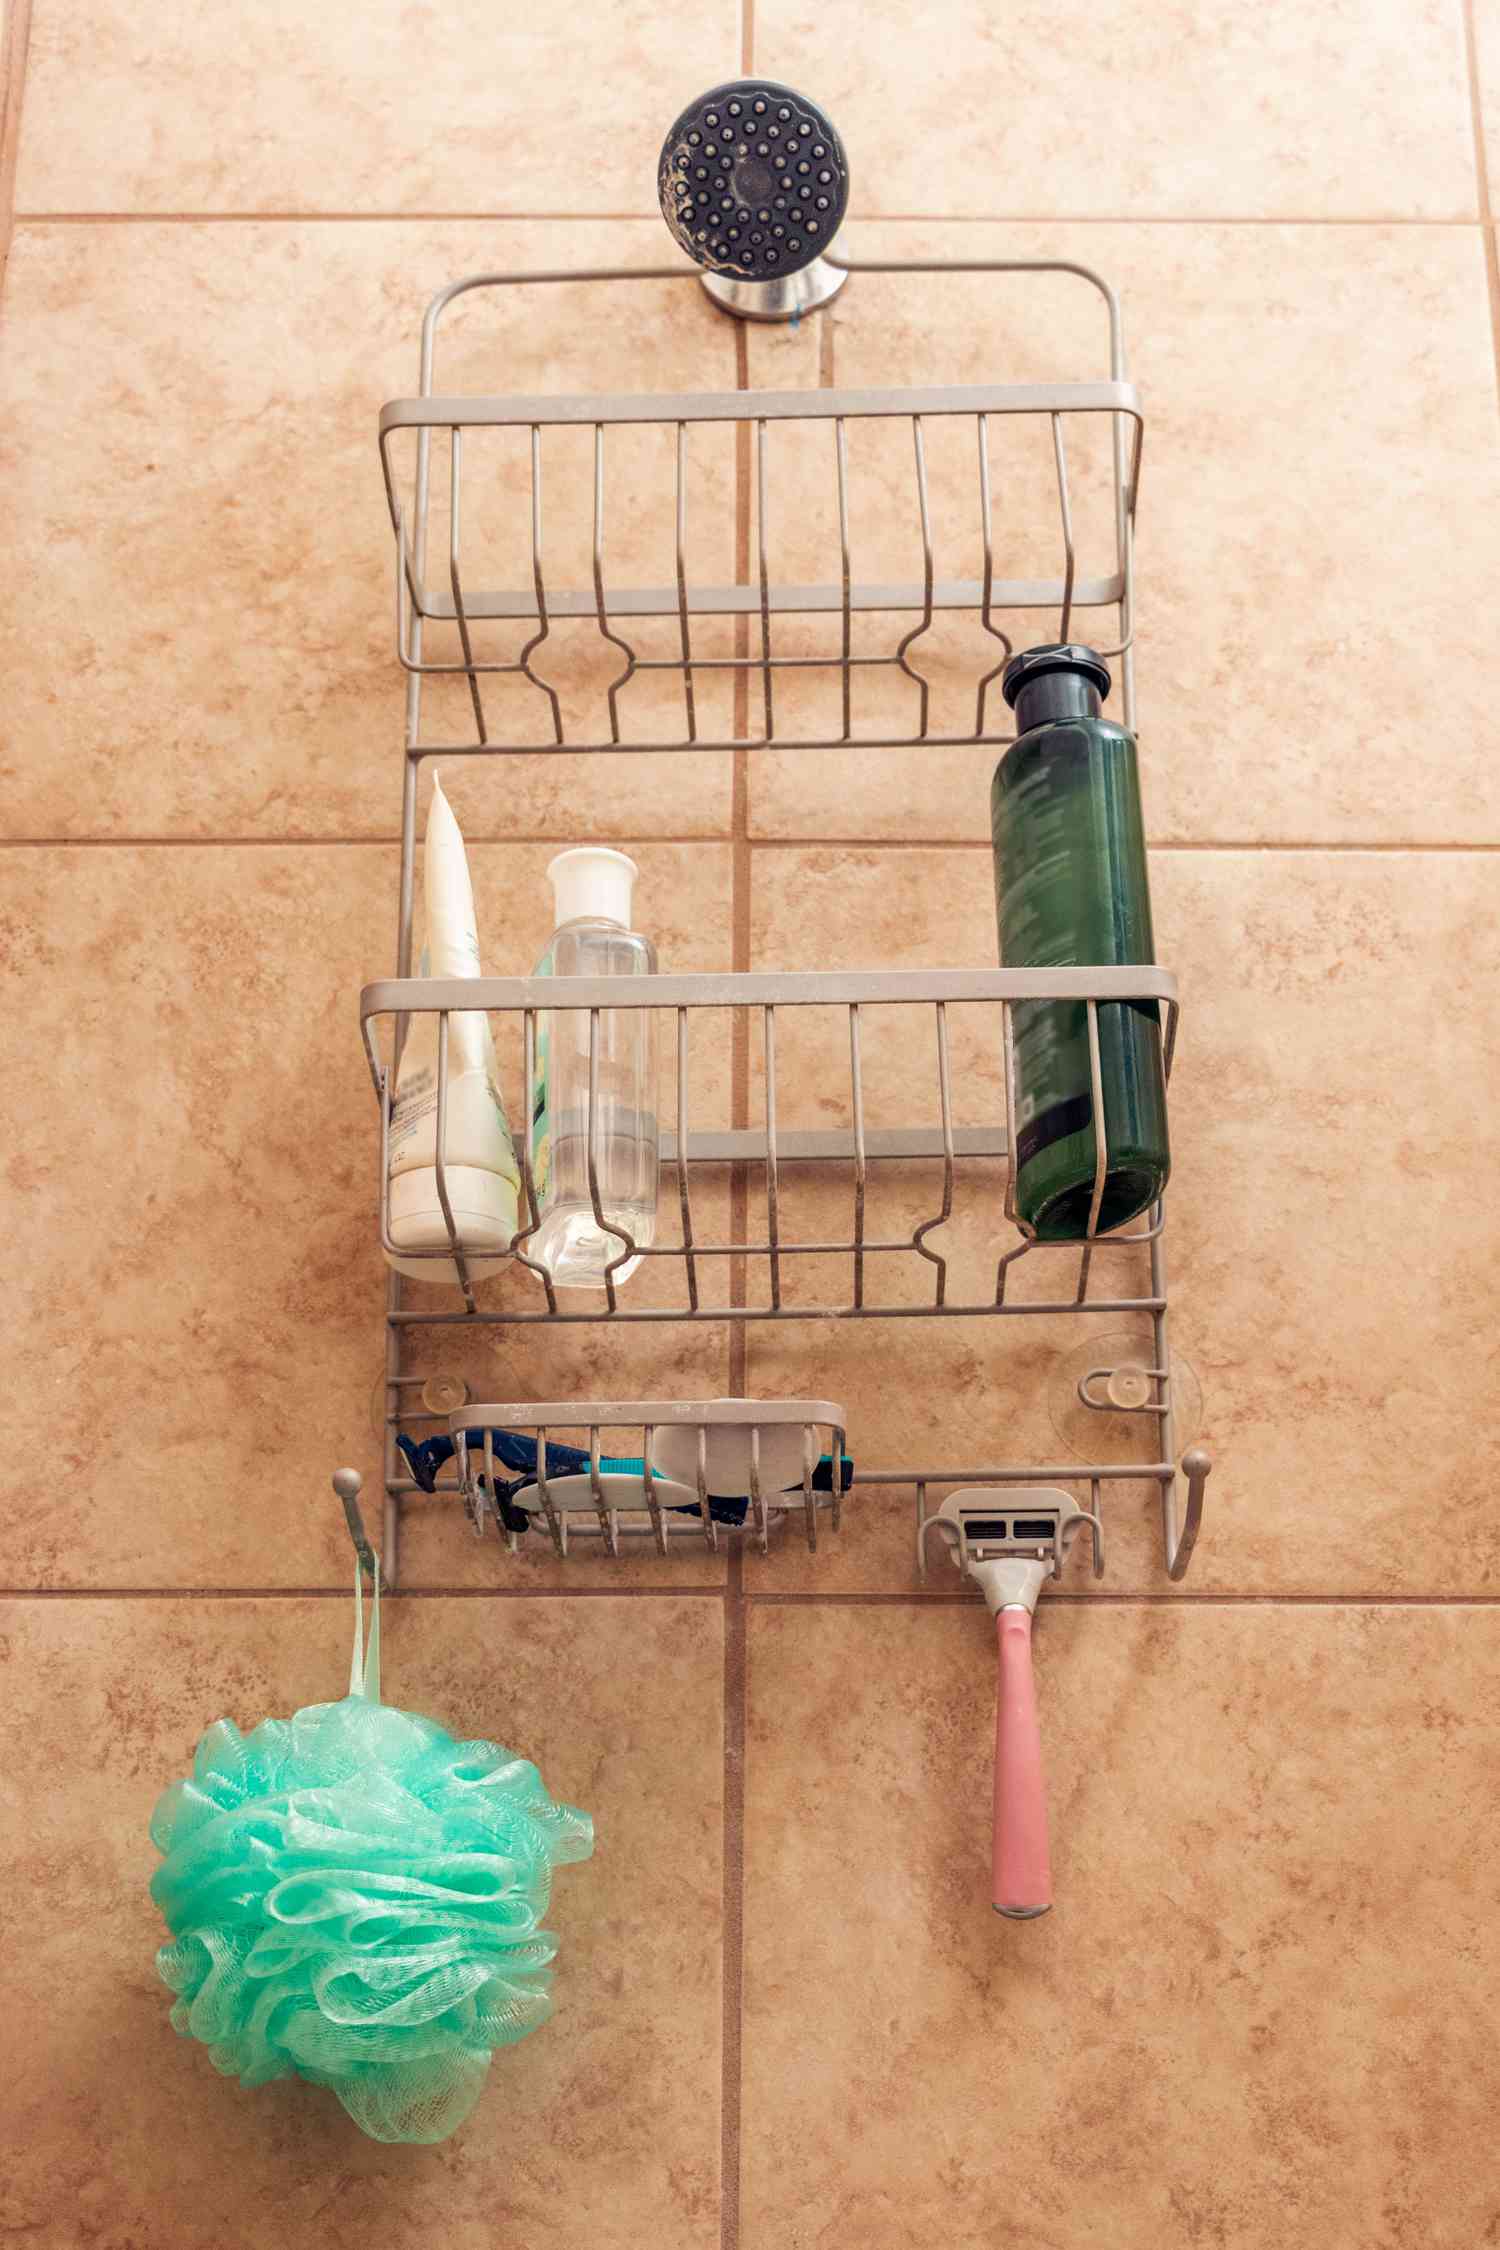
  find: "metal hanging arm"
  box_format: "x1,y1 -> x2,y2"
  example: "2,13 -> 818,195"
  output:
1167,1448 -> 1212,1581
333,1468 -> 384,1590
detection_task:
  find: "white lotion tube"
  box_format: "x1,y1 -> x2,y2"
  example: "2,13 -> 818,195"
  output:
385,774 -> 520,1284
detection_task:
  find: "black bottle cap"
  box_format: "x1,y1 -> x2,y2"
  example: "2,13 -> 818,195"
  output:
1001,642 -> 1112,710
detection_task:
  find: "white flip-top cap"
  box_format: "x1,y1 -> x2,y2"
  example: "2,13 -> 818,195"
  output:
547,845 -> 639,929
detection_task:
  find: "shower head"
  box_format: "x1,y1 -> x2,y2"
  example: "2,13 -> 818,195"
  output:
658,78 -> 850,321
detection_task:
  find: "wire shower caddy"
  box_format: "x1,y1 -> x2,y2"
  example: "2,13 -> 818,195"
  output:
347,243 -> 1211,1592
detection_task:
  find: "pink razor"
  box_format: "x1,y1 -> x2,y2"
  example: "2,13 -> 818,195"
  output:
919,1487 -> 1101,1918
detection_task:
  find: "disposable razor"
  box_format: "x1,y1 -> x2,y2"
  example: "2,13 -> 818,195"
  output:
919,1487 -> 1101,1919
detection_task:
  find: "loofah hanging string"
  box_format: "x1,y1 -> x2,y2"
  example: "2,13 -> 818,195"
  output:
148,1560 -> 593,2144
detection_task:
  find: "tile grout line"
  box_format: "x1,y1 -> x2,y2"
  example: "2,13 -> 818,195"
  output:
4,1587 -> 1498,1606
10,210 -> 1494,228
728,325 -> 754,1376
0,833 -> 736,849
720,1541 -> 747,2250
719,280 -> 754,2250
1147,838 -> 1500,854
745,1590 -> 1500,1609
744,837 -> 1500,854
14,211 -> 698,223
720,0 -> 760,2208
0,1583 -> 734,1601
0,833 -> 737,848
1461,0 -> 1500,422
4,834 -> 1500,853
0,0 -> 34,293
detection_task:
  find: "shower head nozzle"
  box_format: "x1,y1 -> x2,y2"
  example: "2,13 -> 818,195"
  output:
658,77 -> 849,297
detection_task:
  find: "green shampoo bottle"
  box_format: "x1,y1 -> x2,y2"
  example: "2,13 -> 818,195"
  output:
992,643 -> 1169,1241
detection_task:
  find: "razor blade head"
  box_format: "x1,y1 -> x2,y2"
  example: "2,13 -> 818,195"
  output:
927,1485 -> 1099,1581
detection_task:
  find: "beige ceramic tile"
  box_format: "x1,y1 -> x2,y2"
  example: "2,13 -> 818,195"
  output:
15,0 -> 736,212
741,843 -> 1500,1595
745,222 -> 1500,847
0,1593 -> 722,2248
0,220 -> 736,840
0,837 -> 733,1588
742,1600 -> 1500,2250
1158,846 -> 1500,1594
1476,11 -> 1500,187
751,0 -> 1474,218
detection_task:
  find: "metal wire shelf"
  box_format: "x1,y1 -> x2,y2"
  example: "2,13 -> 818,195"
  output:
361,964 -> 1178,1323
379,253 -> 1141,757
454,1398 -> 848,1557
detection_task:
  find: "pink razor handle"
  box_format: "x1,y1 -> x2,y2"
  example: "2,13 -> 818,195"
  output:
992,1607 -> 1051,1918
921,1488 -> 1089,1916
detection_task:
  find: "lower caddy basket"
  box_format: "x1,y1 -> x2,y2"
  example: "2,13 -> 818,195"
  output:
346,963 -> 1209,1587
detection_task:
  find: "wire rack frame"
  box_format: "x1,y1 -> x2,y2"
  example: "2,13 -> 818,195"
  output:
358,253 -> 1210,1589
361,964 -> 1178,1323
377,252 -> 1141,760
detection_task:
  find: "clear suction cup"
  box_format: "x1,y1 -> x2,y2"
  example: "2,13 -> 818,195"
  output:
370,1366 -> 471,1441
1046,1328 -> 1203,1466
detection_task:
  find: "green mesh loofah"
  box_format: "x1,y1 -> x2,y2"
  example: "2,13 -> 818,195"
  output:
148,1567 -> 593,2144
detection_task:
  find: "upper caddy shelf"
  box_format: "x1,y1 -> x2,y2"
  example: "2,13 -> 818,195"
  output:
377,255 -> 1142,756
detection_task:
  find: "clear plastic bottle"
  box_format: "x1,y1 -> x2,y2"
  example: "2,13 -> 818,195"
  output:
528,848 -> 659,1289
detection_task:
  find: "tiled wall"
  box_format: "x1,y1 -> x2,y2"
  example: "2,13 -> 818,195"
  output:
3,3 -> 1499,2244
